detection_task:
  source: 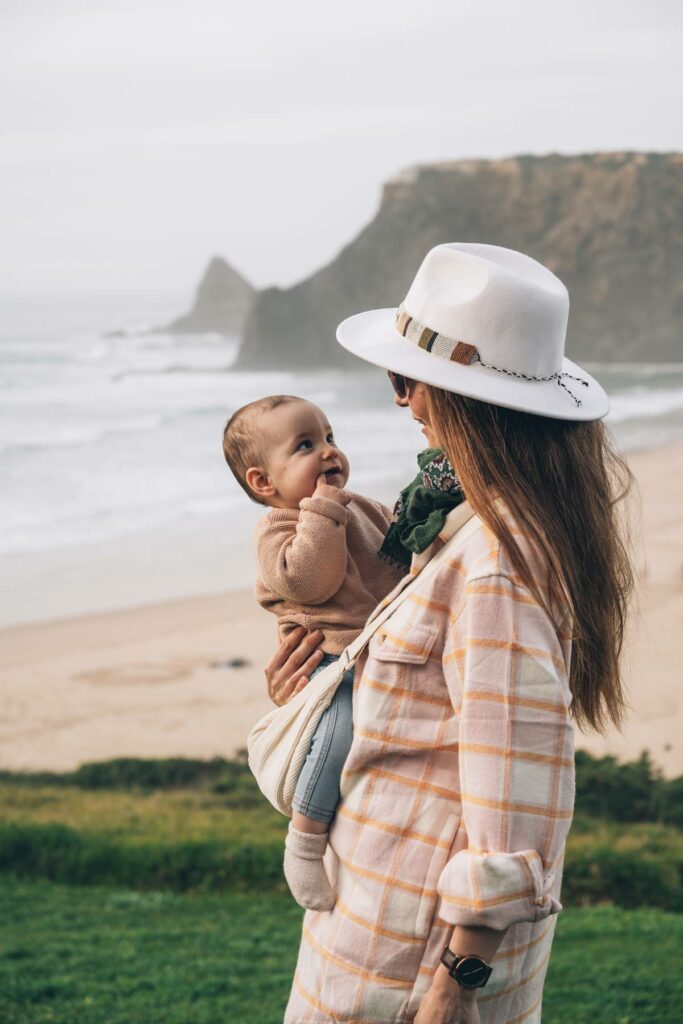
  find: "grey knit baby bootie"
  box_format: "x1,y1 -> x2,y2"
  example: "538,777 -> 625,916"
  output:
284,823 -> 336,912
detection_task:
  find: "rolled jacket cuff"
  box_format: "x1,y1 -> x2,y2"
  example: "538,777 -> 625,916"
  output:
299,496 -> 349,526
436,848 -> 562,931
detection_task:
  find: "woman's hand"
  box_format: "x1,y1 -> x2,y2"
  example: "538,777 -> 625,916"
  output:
413,973 -> 480,1024
264,626 -> 325,706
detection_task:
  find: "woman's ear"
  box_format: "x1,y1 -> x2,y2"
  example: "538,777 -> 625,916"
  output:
245,466 -> 275,501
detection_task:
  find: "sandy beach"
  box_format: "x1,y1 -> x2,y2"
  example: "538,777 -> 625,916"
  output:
1,442 -> 682,778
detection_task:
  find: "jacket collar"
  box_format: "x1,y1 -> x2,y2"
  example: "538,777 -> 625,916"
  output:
409,500 -> 477,574
437,500 -> 476,543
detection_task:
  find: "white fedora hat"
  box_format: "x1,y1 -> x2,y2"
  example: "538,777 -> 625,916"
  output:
336,243 -> 609,421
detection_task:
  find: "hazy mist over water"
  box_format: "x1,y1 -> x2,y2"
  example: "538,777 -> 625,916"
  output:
2,294 -> 683,628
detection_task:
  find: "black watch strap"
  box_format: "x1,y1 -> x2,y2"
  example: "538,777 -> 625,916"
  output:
440,946 -> 493,989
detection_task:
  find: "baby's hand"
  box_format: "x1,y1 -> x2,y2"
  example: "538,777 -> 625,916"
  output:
313,474 -> 352,507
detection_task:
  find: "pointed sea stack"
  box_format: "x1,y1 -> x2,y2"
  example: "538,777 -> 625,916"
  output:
164,256 -> 255,336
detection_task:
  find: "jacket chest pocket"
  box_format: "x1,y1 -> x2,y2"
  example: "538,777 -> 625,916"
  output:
360,622 -> 444,731
368,622 -> 439,665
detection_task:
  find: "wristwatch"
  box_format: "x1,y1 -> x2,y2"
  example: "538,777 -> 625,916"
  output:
440,946 -> 493,989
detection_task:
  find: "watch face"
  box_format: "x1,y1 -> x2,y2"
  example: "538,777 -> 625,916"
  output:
455,956 -> 491,989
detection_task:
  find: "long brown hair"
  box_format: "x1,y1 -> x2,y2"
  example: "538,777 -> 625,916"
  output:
425,386 -> 635,734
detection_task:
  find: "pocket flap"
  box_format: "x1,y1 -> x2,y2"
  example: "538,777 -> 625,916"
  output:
369,623 -> 439,665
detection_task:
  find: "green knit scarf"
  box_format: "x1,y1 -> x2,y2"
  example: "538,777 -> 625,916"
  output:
379,448 -> 466,568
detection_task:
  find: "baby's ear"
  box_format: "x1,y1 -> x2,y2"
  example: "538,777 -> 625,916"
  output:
245,466 -> 275,500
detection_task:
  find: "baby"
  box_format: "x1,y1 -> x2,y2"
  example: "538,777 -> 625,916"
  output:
222,395 -> 404,910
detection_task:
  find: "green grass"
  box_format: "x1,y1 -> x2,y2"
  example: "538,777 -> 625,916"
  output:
0,878 -> 302,1024
562,813 -> 683,910
0,780 -> 285,845
0,769 -> 289,892
2,754 -> 683,1021
1,879 -> 682,1023
543,905 -> 683,1023
2,777 -> 683,908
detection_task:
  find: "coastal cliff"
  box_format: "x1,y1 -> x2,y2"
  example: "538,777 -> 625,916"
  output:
235,151 -> 683,368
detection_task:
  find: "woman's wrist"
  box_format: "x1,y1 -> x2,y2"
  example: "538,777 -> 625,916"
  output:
431,963 -> 476,1002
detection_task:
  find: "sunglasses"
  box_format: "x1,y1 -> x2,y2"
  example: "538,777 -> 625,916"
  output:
387,370 -> 414,399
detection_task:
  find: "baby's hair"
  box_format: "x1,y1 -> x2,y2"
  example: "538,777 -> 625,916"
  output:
222,394 -> 302,504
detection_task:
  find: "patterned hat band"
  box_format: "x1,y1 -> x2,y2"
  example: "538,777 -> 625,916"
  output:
395,304 -> 589,408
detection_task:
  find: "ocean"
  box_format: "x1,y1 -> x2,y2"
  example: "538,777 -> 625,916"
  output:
2,298 -> 683,627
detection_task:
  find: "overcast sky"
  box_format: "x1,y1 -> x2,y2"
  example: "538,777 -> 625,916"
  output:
2,0 -> 681,303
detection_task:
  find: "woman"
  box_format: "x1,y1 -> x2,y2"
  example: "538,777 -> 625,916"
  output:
266,244 -> 633,1023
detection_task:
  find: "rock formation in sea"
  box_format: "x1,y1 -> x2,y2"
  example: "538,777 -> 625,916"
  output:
162,256 -> 255,336
234,151 -> 683,368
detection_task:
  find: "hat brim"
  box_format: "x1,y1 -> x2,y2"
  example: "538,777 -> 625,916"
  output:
337,308 -> 609,421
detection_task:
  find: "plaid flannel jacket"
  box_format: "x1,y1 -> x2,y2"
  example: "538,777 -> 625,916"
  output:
284,501 -> 575,1023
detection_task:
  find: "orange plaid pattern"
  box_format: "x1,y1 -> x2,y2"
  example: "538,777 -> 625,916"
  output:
284,504 -> 575,1023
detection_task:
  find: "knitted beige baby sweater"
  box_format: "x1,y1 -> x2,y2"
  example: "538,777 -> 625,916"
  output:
254,492 -> 405,655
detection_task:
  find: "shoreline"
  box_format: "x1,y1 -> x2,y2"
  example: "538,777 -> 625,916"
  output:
1,442 -> 682,777
0,474 -> 407,630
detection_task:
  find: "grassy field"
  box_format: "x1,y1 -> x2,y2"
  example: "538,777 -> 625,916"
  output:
2,777 -> 682,908
2,880 -> 300,1024
2,879 -> 683,1023
1,754 -> 682,1021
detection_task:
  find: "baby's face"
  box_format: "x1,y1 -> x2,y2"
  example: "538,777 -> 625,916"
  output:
259,400 -> 350,508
